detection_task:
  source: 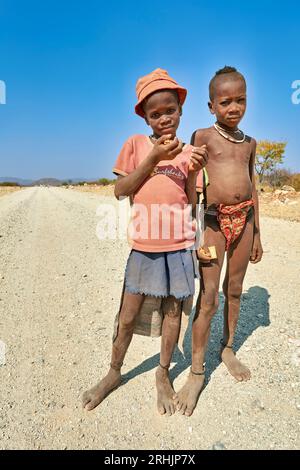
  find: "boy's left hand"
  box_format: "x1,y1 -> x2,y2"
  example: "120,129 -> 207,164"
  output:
250,234 -> 263,263
189,145 -> 208,172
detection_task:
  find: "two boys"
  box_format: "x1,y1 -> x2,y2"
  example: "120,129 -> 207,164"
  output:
83,66 -> 263,416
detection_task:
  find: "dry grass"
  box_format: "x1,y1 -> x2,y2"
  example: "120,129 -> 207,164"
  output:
0,186 -> 22,197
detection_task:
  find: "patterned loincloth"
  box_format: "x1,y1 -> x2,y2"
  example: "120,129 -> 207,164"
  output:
217,199 -> 254,250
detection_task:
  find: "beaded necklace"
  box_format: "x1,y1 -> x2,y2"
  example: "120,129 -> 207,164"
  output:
213,122 -> 245,144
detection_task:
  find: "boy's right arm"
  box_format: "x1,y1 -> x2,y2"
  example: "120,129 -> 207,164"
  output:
114,150 -> 158,199
114,136 -> 183,199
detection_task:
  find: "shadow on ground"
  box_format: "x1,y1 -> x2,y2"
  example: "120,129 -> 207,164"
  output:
122,286 -> 270,387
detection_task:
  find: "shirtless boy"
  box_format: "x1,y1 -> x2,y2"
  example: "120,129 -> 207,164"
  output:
175,66 -> 263,416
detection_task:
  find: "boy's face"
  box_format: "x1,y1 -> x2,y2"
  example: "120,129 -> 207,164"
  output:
143,90 -> 181,139
209,77 -> 246,129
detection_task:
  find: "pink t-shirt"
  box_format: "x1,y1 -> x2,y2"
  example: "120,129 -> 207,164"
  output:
113,134 -> 203,253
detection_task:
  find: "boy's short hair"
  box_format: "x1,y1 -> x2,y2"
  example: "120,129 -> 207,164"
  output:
209,66 -> 246,100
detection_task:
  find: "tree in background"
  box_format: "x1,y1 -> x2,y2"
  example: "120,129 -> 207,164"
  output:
255,141 -> 286,184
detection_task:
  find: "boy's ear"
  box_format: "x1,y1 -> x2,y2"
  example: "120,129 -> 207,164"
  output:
144,116 -> 149,125
179,104 -> 182,116
208,101 -> 214,115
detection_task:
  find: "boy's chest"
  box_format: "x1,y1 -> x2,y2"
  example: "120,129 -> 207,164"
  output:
207,140 -> 251,168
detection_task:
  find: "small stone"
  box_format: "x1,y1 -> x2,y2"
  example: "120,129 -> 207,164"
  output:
212,442 -> 226,450
252,399 -> 265,411
279,328 -> 286,333
296,404 -> 300,411
188,426 -> 193,434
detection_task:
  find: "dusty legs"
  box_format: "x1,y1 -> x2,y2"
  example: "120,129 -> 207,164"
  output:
156,296 -> 182,416
176,215 -> 253,415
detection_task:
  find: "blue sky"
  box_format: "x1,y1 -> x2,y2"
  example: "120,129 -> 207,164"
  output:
0,0 -> 299,180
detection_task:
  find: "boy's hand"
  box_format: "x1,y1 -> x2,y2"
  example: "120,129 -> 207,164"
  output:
250,234 -> 263,263
150,135 -> 184,164
189,145 -> 208,172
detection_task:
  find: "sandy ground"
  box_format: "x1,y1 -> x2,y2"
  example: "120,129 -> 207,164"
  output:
0,186 -> 299,450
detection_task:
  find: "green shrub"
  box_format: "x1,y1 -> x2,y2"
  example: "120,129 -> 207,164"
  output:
97,178 -> 116,186
0,181 -> 20,186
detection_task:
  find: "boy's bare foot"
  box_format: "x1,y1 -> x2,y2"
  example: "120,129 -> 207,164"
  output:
220,344 -> 251,381
82,368 -> 121,411
155,365 -> 176,416
174,369 -> 205,416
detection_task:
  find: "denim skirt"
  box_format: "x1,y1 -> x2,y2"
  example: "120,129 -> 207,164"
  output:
124,248 -> 199,300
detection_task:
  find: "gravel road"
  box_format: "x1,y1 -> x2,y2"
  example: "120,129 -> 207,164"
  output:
0,187 -> 299,450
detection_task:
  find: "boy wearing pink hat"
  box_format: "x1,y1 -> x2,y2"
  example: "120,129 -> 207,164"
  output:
82,68 -> 208,415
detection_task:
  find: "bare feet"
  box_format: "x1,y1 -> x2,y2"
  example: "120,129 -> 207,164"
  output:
82,368 -> 121,411
155,366 -> 177,416
174,370 -> 205,416
221,346 -> 251,381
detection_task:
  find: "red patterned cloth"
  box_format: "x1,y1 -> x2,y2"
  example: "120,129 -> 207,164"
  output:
217,199 -> 254,250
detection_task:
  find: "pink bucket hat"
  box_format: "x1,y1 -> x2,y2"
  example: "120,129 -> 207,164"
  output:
135,68 -> 187,117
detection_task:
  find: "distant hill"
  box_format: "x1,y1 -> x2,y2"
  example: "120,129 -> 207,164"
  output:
31,178 -> 62,186
0,176 -> 97,186
0,177 -> 34,185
